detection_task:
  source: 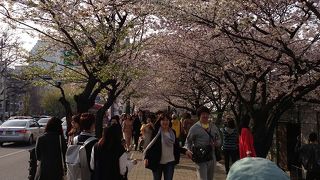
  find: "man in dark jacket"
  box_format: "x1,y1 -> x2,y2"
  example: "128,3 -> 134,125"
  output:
133,110 -> 144,151
298,132 -> 320,180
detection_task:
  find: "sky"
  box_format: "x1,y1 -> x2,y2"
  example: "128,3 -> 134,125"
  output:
0,20 -> 38,52
0,2 -> 39,52
13,25 -> 39,52
21,35 -> 38,51
0,23 -> 38,67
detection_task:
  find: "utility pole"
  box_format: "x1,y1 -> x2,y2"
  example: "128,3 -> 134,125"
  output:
1,38 -> 3,121
1,38 -> 6,121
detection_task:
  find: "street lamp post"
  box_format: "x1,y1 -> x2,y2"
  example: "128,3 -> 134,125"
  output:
1,38 -> 6,121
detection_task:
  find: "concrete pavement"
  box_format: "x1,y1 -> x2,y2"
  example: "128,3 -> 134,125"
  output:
128,151 -> 227,180
0,143 -> 32,180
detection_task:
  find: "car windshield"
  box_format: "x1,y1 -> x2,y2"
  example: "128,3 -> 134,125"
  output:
1,120 -> 28,127
38,118 -> 50,123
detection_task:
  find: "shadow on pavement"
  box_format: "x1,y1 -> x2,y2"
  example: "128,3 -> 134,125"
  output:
175,164 -> 196,171
1,142 -> 34,149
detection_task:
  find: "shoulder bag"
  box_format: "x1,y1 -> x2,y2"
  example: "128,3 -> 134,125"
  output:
191,126 -> 214,163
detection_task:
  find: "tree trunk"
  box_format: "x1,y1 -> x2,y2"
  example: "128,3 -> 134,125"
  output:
252,107 -> 287,157
95,95 -> 116,138
234,108 -> 275,158
253,121 -> 273,157
74,76 -> 98,113
75,94 -> 95,113
56,84 -> 73,137
59,97 -> 73,137
215,110 -> 224,126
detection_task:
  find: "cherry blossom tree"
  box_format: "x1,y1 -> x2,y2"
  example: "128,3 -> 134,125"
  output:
147,0 -> 320,157
0,28 -> 28,108
0,0 -> 149,137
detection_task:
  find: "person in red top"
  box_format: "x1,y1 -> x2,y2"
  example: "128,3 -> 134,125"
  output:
239,115 -> 256,159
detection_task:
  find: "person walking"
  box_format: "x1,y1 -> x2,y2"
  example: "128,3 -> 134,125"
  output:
67,114 -> 81,145
171,114 -> 182,146
185,106 -> 221,180
144,113 -> 187,180
122,114 -> 133,151
133,110 -> 144,150
35,117 -> 67,180
140,115 -> 154,150
239,115 -> 256,159
109,115 -> 123,139
298,132 -> 320,180
109,115 -> 120,126
153,110 -> 165,135
90,124 -> 137,180
73,112 -> 97,180
221,118 -> 239,174
181,112 -> 194,146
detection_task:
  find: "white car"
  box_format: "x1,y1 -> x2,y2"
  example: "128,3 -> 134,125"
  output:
0,119 -> 43,146
37,117 -> 51,127
8,116 -> 34,120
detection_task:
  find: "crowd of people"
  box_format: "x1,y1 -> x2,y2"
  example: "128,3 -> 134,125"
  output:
33,106 -> 320,180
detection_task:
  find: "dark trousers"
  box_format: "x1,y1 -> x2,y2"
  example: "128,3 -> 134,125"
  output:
307,171 -> 320,180
223,149 -> 239,174
152,161 -> 175,180
133,134 -> 140,150
180,133 -> 186,147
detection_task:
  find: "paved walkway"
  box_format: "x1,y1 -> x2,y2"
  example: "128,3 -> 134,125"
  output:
128,151 -> 227,180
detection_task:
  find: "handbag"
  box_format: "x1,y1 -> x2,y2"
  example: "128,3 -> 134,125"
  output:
191,125 -> 221,163
191,144 -> 213,163
202,126 -> 222,161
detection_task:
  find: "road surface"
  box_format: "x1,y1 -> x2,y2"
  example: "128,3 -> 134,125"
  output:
0,143 -> 33,180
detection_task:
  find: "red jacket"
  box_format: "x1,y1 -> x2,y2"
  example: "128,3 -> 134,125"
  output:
239,128 -> 256,159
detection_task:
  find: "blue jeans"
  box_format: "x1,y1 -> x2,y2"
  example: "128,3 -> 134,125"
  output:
152,161 -> 175,180
195,158 -> 215,180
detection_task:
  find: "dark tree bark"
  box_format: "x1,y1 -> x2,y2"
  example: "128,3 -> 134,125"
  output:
95,96 -> 115,138
56,82 -> 73,137
59,97 -> 73,137
95,81 -> 125,138
74,75 -> 98,113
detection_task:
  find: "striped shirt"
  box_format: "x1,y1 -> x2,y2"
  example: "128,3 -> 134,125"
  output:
222,128 -> 238,150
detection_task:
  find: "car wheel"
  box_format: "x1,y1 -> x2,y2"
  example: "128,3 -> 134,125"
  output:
0,142 -> 3,147
28,135 -> 34,145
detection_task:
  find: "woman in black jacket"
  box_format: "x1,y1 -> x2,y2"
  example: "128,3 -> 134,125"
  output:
90,124 -> 136,180
144,113 -> 187,180
35,117 -> 67,180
